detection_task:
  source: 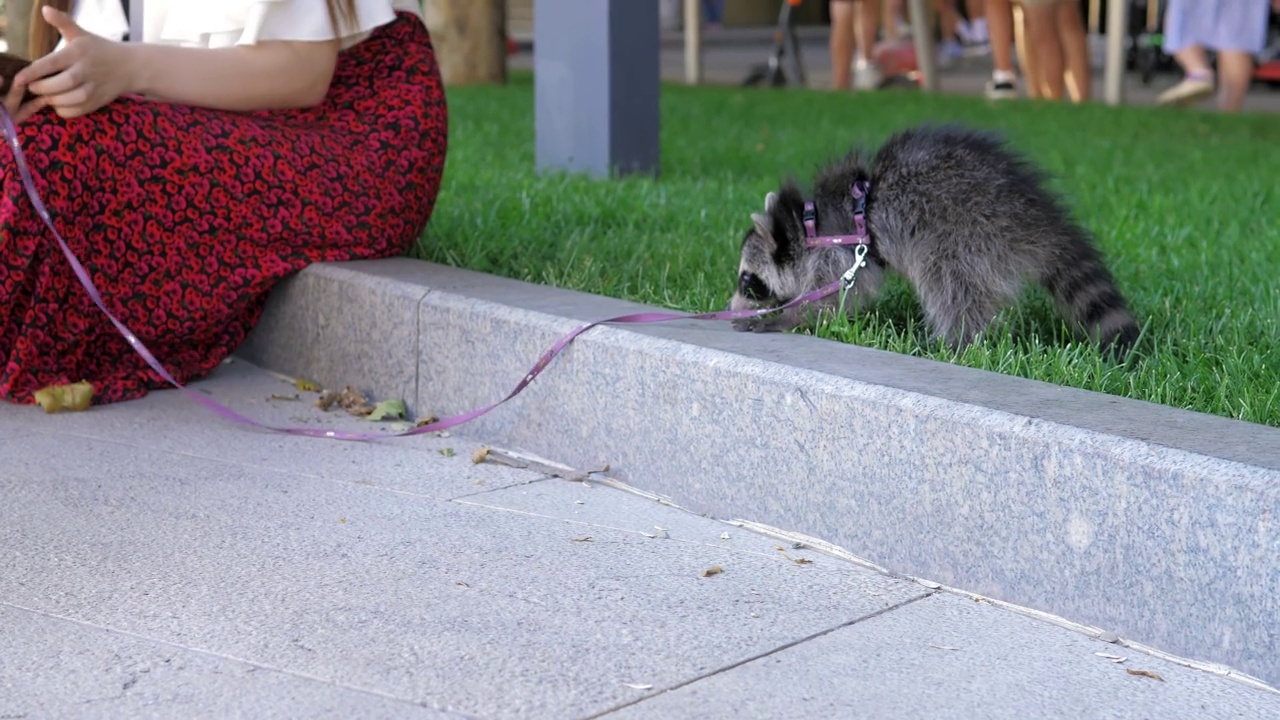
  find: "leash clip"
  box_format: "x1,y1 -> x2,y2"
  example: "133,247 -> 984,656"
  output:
840,244 -> 870,292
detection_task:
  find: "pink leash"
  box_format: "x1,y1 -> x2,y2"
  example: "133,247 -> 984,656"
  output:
1,108 -> 870,442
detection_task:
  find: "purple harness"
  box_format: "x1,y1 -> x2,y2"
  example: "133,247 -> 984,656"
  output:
802,180 -> 872,249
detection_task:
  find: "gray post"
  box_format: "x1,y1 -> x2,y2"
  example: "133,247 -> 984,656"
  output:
130,0 -> 145,43
535,0 -> 660,178
907,0 -> 939,92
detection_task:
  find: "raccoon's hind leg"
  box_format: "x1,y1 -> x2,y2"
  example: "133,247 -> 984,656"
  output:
1040,231 -> 1141,357
913,271 -> 1020,351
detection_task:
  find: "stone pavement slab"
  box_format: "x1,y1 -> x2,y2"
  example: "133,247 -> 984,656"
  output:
605,592 -> 1280,720
0,363 -> 924,719
0,358 -> 538,502
3,359 -> 1278,719
240,259 -> 1280,687
0,605 -> 463,720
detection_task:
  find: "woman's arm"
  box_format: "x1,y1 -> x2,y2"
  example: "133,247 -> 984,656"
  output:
6,6 -> 340,121
126,41 -> 340,112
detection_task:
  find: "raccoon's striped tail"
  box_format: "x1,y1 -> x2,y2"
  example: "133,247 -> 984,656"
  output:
1042,231 -> 1141,359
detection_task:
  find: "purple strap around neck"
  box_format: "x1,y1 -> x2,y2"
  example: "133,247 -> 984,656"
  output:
0,107 -> 845,442
803,180 -> 871,248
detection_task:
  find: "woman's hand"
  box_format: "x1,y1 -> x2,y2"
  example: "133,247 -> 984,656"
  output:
5,5 -> 137,123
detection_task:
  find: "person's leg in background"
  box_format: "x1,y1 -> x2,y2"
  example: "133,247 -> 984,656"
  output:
855,0 -> 884,88
936,0 -> 966,66
1157,0 -> 1218,106
985,0 -> 1020,97
1217,50 -> 1257,111
968,0 -> 990,43
830,0 -> 857,89
1022,0 -> 1065,98
881,0 -> 907,40
1212,0 -> 1272,111
1012,1 -> 1045,98
1058,0 -> 1091,101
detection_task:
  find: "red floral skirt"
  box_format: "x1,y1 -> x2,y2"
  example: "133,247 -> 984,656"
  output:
0,12 -> 447,405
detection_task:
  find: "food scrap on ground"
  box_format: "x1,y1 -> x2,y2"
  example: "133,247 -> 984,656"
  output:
32,381 -> 95,413
701,565 -> 724,578
1125,669 -> 1165,682
293,377 -> 408,422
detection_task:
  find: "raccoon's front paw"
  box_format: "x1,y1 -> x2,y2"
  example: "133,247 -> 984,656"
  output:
731,315 -> 780,333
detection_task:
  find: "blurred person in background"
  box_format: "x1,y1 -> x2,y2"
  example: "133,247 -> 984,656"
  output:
1157,0 -> 1277,112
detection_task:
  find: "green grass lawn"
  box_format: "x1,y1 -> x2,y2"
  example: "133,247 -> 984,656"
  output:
414,73 -> 1280,428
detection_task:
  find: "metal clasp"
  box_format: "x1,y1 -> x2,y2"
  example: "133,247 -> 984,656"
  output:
840,244 -> 869,292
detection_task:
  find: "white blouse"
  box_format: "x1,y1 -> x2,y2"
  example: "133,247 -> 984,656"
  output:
68,0 -> 424,50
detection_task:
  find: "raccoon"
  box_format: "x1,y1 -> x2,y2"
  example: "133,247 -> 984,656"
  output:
729,123 -> 1141,357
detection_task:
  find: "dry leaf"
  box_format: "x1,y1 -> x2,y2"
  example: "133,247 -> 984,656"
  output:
416,415 -> 439,427
623,683 -> 653,690
268,393 -> 299,401
472,447 -> 490,464
701,565 -> 724,578
571,536 -> 593,543
295,378 -> 321,392
1126,669 -> 1164,682
793,557 -> 814,565
455,581 -> 469,588
337,386 -> 374,416
32,381 -> 94,413
314,390 -> 339,411
439,448 -> 455,457
338,517 -> 347,524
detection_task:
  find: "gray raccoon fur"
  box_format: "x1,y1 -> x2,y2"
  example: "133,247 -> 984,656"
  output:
729,123 -> 1141,356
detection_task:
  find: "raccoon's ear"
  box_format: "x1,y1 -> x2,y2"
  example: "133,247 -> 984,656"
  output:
768,184 -> 807,263
764,192 -> 779,214
750,212 -> 773,245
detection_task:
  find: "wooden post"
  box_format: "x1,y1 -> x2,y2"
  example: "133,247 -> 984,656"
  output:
420,0 -> 507,85
535,0 -> 660,179
684,0 -> 703,85
1103,0 -> 1128,105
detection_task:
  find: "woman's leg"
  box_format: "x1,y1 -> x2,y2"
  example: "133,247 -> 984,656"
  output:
1217,50 -> 1256,111
1023,0 -> 1065,99
854,0 -> 883,89
1156,0 -> 1216,106
985,0 -> 1019,98
1057,0 -> 1091,101
1011,2 -> 1042,98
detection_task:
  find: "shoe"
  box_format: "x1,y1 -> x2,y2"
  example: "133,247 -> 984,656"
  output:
985,78 -> 1018,100
936,39 -> 964,69
854,59 -> 883,90
962,39 -> 992,58
1157,75 -> 1214,106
